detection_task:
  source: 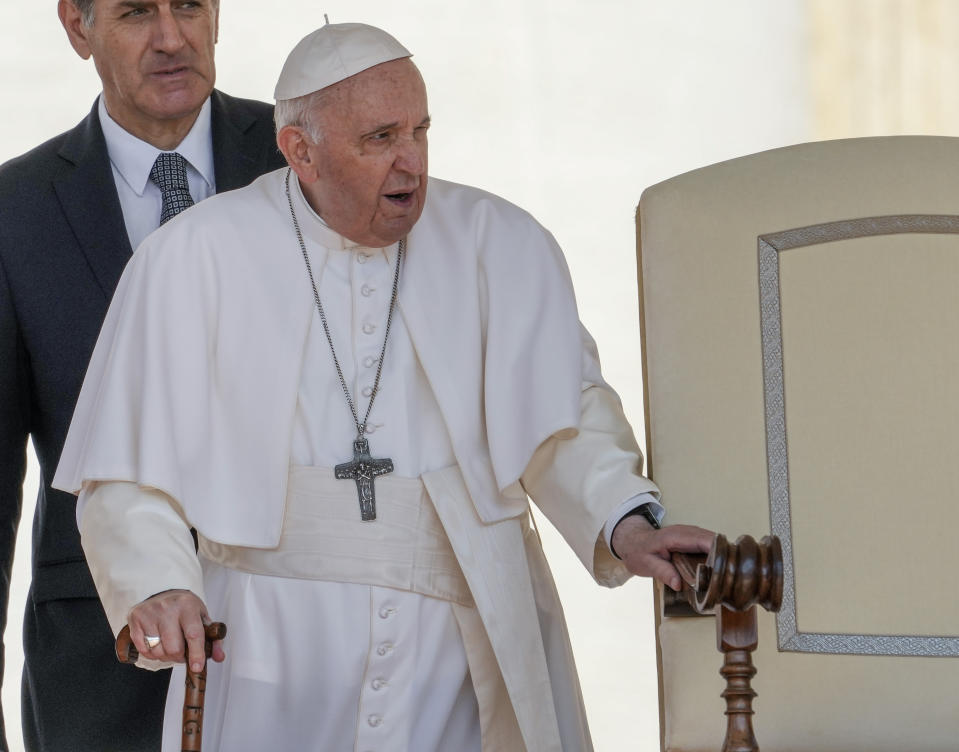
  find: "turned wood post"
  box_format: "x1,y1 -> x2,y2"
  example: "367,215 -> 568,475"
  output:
116,621 -> 228,752
717,606 -> 758,752
673,534 -> 782,752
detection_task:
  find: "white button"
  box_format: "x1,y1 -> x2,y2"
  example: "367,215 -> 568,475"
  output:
363,356 -> 378,368
362,323 -> 376,335
357,253 -> 370,264
376,642 -> 394,656
365,425 -> 377,434
368,714 -> 382,727
361,386 -> 374,398
361,284 -> 375,297
378,606 -> 396,619
371,677 -> 388,690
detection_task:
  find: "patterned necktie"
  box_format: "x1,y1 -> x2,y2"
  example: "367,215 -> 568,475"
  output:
149,152 -> 195,225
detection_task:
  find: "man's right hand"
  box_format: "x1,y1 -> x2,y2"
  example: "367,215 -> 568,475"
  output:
127,589 -> 225,672
611,516 -> 715,592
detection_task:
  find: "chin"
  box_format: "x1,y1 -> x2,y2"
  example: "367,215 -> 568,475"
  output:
149,85 -> 212,120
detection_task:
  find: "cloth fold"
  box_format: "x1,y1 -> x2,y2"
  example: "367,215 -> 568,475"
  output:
55,170 -> 586,544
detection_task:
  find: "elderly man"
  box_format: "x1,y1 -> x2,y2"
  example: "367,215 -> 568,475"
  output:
55,22 -> 712,751
0,1 -> 283,749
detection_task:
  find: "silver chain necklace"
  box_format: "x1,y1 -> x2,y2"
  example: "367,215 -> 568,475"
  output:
284,168 -> 402,521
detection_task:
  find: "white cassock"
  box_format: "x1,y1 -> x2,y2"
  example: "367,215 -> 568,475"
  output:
54,168 -> 662,752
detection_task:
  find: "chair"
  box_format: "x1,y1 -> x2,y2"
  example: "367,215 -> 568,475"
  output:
637,136 -> 959,751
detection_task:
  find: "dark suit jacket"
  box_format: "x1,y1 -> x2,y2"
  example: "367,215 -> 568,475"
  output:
0,90 -> 285,751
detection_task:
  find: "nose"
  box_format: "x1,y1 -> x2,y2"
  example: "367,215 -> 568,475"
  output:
152,5 -> 187,54
394,136 -> 426,176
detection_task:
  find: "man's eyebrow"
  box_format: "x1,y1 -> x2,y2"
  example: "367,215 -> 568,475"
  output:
112,0 -> 155,12
361,122 -> 399,138
361,116 -> 432,139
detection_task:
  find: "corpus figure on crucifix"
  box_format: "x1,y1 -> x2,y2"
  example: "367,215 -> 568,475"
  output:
336,437 -> 394,520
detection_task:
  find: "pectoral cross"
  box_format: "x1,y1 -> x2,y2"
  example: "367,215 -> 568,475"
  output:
334,437 -> 394,521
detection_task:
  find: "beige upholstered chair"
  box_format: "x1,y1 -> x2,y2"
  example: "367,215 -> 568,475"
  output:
637,136 -> 959,751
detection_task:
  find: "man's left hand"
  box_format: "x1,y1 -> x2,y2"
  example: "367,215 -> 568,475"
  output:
611,516 -> 714,591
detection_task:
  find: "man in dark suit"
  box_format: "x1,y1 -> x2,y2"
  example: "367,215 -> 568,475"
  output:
0,0 -> 285,748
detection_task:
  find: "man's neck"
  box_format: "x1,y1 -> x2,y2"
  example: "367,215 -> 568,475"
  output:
102,100 -> 205,151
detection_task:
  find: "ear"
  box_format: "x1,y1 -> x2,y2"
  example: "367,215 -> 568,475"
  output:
277,125 -> 321,185
58,0 -> 93,60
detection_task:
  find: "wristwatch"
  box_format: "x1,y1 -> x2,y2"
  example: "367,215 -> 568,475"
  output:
610,502 -> 661,559
626,502 -> 661,530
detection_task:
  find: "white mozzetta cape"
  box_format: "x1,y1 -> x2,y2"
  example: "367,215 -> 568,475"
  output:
55,169 -> 589,546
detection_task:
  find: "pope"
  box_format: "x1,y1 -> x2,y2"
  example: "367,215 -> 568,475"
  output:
55,21 -> 714,752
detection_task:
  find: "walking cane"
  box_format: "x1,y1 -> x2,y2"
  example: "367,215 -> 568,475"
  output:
116,621 -> 228,752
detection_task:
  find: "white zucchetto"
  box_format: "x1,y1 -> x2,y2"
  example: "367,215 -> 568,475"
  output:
274,22 -> 412,100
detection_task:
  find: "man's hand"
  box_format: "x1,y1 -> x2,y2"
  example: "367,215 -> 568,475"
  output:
128,589 -> 225,672
611,516 -> 715,592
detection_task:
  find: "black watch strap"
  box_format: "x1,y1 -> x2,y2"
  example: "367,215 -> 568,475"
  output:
628,502 -> 661,530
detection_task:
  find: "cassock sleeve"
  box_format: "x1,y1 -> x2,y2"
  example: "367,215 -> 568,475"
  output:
520,381 -> 661,589
79,480 -> 205,669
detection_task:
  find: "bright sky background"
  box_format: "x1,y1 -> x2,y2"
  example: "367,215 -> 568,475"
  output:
0,2 -> 810,750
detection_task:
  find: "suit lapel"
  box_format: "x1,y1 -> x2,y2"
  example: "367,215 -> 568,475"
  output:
210,90 -> 262,192
52,93 -> 276,300
53,101 -> 132,300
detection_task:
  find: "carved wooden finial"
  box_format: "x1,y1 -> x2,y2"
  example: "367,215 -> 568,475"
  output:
672,534 -> 783,752
695,534 -> 783,613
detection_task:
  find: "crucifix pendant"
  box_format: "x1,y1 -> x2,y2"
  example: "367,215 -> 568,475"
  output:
334,437 -> 394,521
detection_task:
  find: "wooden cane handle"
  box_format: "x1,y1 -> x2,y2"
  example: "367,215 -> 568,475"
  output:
115,624 -> 138,664
115,622 -> 227,664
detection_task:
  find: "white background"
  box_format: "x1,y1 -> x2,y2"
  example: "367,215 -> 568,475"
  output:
0,2 -> 810,750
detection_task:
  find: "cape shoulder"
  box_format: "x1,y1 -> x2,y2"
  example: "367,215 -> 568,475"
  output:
422,177 -> 567,262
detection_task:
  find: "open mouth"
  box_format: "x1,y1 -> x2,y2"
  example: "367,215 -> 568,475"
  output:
384,192 -> 413,203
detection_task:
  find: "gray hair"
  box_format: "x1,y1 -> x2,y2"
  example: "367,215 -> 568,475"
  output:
71,0 -> 96,25
72,0 -> 220,27
274,89 -> 331,144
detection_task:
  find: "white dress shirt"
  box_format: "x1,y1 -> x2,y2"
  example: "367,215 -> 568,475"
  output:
98,95 -> 215,250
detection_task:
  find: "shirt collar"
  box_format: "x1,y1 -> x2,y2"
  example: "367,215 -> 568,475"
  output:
98,95 -> 216,197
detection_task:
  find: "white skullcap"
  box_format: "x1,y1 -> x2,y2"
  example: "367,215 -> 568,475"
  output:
274,22 -> 412,100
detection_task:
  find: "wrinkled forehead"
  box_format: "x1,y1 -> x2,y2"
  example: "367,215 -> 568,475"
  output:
319,59 -> 429,126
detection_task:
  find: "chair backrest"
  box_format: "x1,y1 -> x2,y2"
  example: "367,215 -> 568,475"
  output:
637,136 -> 959,751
